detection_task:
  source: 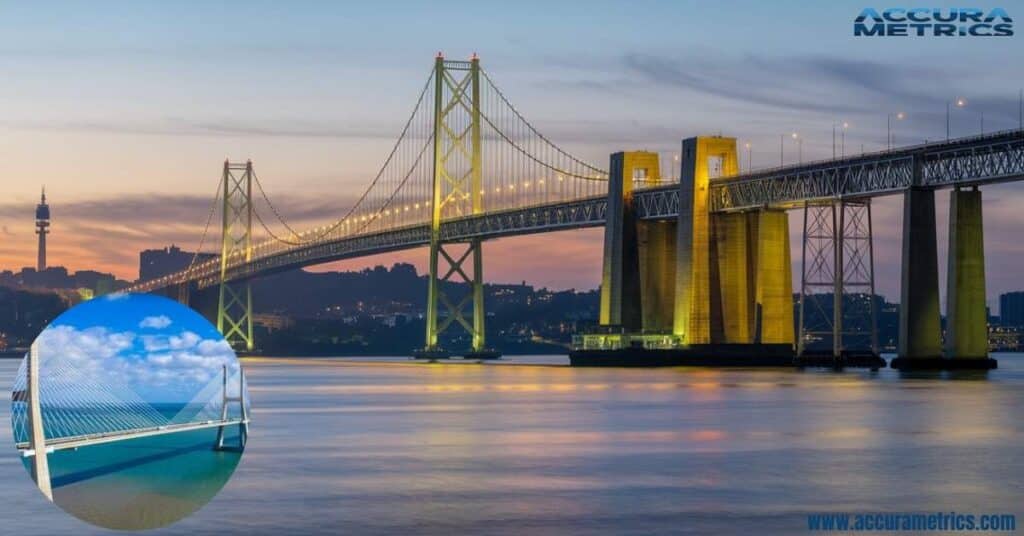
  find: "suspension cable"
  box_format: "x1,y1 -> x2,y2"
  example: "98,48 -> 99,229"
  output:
262,68 -> 436,245
478,110 -> 607,182
480,69 -> 607,176
178,178 -> 222,284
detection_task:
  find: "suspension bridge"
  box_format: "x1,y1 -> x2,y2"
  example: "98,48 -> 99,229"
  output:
124,54 -> 1024,369
11,343 -> 249,500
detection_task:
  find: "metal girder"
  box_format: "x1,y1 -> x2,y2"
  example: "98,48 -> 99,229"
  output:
709,129 -> 1024,211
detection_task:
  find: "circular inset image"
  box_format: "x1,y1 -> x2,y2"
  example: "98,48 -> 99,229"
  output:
9,293 -> 250,530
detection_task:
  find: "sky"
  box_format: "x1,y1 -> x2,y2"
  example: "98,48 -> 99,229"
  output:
34,293 -> 239,403
0,1 -> 1022,308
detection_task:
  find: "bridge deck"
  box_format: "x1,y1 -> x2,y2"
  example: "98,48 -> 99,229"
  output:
128,128 -> 1024,293
17,417 -> 250,456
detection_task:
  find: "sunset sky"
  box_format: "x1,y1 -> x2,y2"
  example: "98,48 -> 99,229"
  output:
1,1 -> 1022,308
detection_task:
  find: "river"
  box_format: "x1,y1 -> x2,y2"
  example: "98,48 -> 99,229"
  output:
1,355 -> 1022,534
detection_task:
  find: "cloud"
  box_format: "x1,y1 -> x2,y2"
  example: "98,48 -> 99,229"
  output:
36,323 -> 237,403
139,315 -> 172,329
0,117 -> 403,140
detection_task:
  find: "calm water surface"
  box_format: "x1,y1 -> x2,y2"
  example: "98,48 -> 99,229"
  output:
1,354 -> 1022,535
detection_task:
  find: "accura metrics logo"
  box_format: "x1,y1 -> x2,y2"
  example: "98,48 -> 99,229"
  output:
854,7 -> 1013,36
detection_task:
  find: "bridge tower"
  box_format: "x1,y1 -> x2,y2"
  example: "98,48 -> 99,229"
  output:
215,364 -> 249,450
419,54 -> 496,359
25,342 -> 53,500
217,160 -> 255,352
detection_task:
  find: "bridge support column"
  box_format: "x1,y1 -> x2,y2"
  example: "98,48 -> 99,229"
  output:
675,136 -> 738,345
892,187 -> 944,369
599,151 -> 643,330
752,209 -> 795,346
713,212 -> 755,343
26,342 -> 52,500
944,187 -> 997,367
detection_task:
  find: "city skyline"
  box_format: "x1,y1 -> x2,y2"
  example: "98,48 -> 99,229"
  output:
1,1 -> 1023,304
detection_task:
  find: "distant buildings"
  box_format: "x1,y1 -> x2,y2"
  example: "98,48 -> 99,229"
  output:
999,291 -> 1024,327
139,245 -> 216,281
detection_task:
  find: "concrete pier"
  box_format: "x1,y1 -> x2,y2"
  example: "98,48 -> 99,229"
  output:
754,209 -> 795,345
944,187 -> 997,367
891,187 -> 945,370
714,212 -> 754,343
675,137 -> 738,344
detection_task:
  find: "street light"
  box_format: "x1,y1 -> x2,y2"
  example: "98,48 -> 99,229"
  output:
887,112 -> 905,150
841,122 -> 850,157
744,142 -> 752,171
791,132 -> 802,163
947,97 -> 967,140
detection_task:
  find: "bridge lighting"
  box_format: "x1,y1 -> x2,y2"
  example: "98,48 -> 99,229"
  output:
509,184 -> 515,190
947,97 -> 967,140
887,112 -> 905,150
524,181 -> 530,188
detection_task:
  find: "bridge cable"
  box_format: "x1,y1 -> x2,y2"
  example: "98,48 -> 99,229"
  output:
480,69 -> 608,177
256,68 -> 436,246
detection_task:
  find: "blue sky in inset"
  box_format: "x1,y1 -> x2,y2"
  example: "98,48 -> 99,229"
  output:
37,293 -> 238,403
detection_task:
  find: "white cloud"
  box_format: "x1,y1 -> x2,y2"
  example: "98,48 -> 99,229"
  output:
35,323 -> 237,403
138,315 -> 172,329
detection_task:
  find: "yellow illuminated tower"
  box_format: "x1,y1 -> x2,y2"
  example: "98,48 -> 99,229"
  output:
35,187 -> 50,272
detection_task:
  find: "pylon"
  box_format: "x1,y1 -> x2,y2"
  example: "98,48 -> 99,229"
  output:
217,160 -> 255,352
215,364 -> 249,451
419,55 -> 495,359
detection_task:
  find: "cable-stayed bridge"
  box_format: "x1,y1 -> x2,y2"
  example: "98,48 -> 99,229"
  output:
11,344 -> 248,499
124,54 -> 1024,369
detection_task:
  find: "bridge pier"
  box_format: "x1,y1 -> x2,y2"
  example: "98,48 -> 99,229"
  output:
599,151 -> 654,330
944,187 -> 997,367
573,137 -> 794,366
753,209 -> 795,345
891,187 -> 943,369
892,183 -> 997,370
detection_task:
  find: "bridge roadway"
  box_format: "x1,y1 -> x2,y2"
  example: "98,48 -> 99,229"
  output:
132,128 -> 1024,292
16,417 -> 251,457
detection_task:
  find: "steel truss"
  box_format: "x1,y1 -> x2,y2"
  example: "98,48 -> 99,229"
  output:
217,160 -> 254,351
797,199 -> 878,357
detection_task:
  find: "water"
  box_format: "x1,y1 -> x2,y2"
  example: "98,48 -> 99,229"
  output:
2,355 -> 1023,534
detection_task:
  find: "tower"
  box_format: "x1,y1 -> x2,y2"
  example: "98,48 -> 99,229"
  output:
418,54 -> 495,359
35,187 -> 50,272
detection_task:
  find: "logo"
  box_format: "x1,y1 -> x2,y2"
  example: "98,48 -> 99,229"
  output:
854,7 -> 1013,36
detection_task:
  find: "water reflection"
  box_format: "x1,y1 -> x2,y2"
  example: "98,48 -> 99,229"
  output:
1,355 -> 1022,535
